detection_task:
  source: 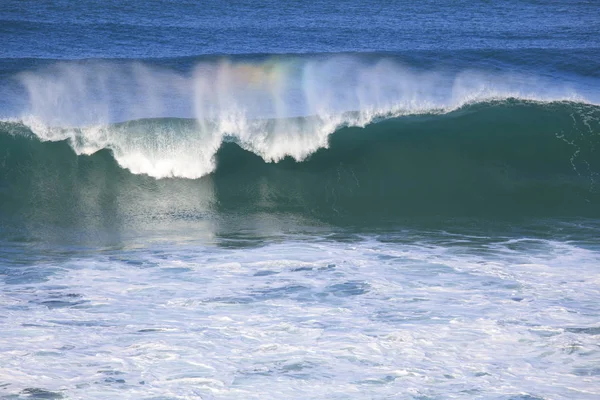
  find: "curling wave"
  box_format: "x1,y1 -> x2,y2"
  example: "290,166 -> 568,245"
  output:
9,56 -> 596,179
1,99 -> 599,229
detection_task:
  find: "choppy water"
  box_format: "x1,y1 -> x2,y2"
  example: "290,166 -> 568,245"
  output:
2,228 -> 600,399
1,0 -> 600,399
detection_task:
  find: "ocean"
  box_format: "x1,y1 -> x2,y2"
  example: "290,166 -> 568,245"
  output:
1,1 -> 600,399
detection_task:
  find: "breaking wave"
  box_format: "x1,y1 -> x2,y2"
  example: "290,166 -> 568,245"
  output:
1,99 -> 599,228
1,56 -> 599,232
6,56 -> 595,179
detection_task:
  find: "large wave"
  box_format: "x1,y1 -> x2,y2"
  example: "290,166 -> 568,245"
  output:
1,100 -> 599,231
7,56 -> 595,179
1,56 -> 599,235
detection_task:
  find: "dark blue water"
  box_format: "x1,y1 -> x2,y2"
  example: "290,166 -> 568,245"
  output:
1,1 -> 600,399
3,0 -> 600,58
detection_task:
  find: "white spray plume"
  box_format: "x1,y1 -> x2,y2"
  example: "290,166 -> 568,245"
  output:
14,56 -> 592,179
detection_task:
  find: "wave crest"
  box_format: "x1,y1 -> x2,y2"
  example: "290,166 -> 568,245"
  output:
8,56 -> 595,178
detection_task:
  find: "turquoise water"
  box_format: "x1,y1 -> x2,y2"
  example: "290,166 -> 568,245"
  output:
1,1 -> 600,399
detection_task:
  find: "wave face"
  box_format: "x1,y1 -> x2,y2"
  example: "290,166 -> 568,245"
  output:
1,100 -> 599,231
1,56 -> 599,233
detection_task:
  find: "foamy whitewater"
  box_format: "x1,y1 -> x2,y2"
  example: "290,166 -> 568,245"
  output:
2,1 -> 600,399
2,232 -> 600,399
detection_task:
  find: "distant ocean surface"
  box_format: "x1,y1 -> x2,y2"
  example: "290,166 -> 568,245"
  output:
1,1 -> 600,399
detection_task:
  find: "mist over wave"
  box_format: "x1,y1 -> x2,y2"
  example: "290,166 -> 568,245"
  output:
8,55 -> 595,178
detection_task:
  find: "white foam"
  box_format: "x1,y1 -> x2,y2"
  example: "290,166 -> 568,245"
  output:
1,235 -> 599,399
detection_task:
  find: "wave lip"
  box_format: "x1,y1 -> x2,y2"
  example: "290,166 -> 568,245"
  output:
8,56 -> 596,178
16,98 -> 595,180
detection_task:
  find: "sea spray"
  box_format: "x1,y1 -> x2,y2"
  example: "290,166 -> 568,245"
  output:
12,56 -> 594,179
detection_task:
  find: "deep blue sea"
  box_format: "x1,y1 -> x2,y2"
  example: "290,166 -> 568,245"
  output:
1,1 -> 600,399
